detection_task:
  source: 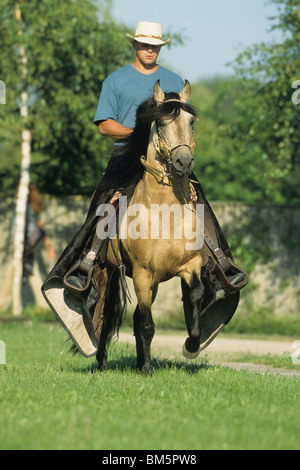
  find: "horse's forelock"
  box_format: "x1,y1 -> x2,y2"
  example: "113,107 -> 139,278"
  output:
136,93 -> 197,125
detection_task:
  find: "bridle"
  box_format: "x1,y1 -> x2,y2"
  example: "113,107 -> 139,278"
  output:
140,99 -> 197,185
155,126 -> 196,162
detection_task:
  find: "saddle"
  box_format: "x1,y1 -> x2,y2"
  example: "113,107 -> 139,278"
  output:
63,192 -> 248,298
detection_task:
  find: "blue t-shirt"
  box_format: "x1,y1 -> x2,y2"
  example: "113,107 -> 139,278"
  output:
94,64 -> 185,129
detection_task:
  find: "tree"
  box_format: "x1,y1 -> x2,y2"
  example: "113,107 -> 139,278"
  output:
12,1 -> 31,315
0,0 -> 184,197
229,0 -> 300,203
0,0 -> 134,196
191,0 -> 300,204
0,0 -> 134,314
0,0 -> 184,313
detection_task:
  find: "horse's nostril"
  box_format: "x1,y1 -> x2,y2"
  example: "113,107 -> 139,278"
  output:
176,159 -> 183,167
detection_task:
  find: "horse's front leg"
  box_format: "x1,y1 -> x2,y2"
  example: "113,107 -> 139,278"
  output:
133,306 -> 143,370
180,259 -> 205,359
96,320 -> 109,371
133,269 -> 157,375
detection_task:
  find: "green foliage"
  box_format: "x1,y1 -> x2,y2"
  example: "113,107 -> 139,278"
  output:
0,0 -> 184,197
1,0 -> 299,203
0,0 -> 134,195
225,306 -> 300,336
191,0 -> 300,204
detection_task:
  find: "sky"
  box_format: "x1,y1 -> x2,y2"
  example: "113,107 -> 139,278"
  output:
111,0 -> 283,82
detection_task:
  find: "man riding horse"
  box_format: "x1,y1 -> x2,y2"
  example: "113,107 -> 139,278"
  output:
42,22 -> 248,366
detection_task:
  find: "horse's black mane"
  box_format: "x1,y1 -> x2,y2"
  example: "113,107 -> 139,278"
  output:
102,92 -> 197,189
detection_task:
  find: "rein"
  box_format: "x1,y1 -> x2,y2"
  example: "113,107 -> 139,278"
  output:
140,155 -> 171,185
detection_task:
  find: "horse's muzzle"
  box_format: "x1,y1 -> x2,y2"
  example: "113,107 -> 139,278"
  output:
173,148 -> 195,176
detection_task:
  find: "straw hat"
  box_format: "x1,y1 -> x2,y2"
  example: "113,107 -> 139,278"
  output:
126,22 -> 171,47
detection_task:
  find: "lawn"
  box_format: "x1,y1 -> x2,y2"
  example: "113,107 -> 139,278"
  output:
0,321 -> 299,450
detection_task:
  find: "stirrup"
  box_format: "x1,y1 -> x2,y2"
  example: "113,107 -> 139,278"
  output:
215,272 -> 245,301
212,248 -> 248,294
63,258 -> 94,297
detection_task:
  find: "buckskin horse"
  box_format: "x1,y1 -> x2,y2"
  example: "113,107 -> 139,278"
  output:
42,80 -> 248,374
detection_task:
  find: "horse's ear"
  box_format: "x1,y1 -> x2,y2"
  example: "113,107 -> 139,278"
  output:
153,80 -> 165,104
179,80 -> 191,103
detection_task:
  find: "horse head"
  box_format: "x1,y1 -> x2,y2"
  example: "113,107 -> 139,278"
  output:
153,80 -> 196,177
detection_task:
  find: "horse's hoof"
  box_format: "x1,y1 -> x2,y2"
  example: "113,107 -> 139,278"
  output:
182,338 -> 200,359
138,365 -> 153,376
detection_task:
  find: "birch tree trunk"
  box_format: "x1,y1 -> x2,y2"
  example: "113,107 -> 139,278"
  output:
12,2 -> 31,316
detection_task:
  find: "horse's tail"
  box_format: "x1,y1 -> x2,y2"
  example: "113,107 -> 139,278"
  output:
104,269 -> 127,346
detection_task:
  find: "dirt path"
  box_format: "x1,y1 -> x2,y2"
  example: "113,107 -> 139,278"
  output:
119,331 -> 293,355
118,331 -> 300,377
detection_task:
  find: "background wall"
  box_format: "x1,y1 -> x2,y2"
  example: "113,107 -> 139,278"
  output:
0,196 -> 299,317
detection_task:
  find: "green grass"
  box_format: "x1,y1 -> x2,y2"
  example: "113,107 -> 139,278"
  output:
0,321 -> 299,450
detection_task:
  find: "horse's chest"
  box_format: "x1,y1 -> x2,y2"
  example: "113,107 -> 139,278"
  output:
132,239 -> 192,275
120,199 -> 202,277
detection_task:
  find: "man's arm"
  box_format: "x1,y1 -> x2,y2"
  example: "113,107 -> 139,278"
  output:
98,119 -> 133,140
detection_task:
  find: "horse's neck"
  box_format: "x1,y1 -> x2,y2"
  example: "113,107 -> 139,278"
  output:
142,131 -> 191,205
